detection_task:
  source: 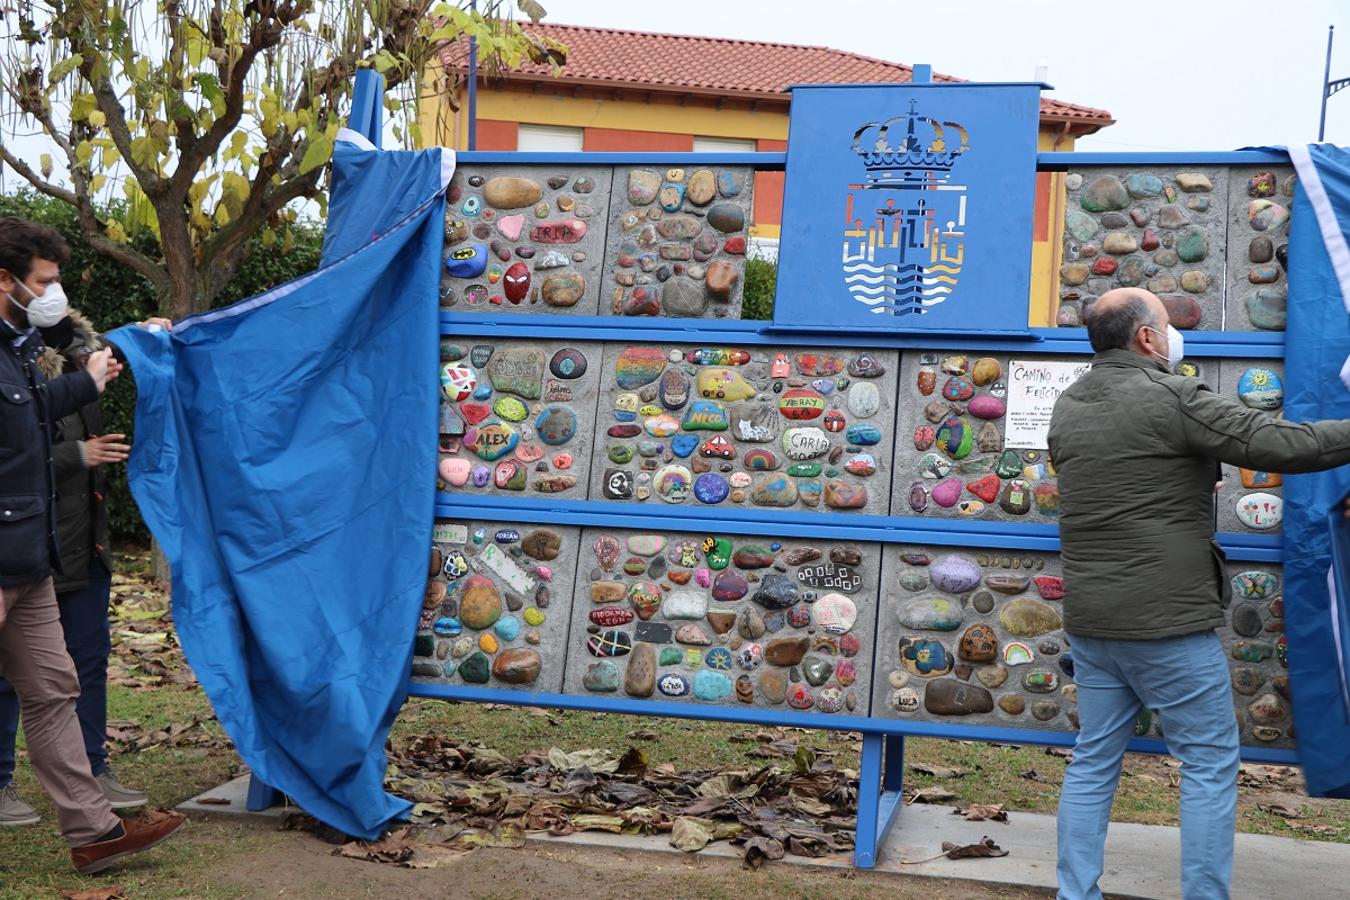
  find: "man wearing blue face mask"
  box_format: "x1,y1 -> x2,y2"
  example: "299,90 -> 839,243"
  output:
1049,287 -> 1350,900
0,217 -> 183,873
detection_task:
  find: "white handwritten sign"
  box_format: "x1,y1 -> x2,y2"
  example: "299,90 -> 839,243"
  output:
1004,360 -> 1092,449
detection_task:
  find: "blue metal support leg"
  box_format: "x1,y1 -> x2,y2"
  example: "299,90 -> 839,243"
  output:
246,773 -> 284,812
854,732 -> 884,868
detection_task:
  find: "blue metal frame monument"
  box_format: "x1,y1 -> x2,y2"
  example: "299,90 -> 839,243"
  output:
773,80 -> 1041,336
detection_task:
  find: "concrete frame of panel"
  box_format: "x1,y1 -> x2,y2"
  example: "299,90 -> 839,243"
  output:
441,166 -> 614,315
1224,166 -> 1295,333
561,528 -> 879,716
1058,167 -> 1229,330
1216,358 -> 1286,535
601,167 -> 754,319
411,520 -> 581,693
587,343 -> 898,516
438,339 -> 602,501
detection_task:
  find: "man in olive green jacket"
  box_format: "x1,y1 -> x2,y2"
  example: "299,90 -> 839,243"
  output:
1048,287 -> 1350,900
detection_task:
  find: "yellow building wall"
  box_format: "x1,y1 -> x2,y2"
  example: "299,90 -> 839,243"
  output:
422,86 -> 1072,327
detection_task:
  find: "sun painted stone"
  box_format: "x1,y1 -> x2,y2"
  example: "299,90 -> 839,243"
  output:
898,596 -> 963,631
1237,368 -> 1283,410
846,423 -> 881,446
968,395 -> 1007,420
936,417 -> 975,460
1236,492 -> 1282,530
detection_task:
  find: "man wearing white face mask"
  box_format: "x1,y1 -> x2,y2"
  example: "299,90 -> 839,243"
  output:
0,217 -> 183,872
1049,287 -> 1350,900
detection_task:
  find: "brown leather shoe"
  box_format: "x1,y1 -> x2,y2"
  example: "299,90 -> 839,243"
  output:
70,810 -> 186,875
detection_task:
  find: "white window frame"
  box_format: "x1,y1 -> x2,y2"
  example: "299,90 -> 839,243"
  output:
692,136 -> 757,153
515,124 -> 584,152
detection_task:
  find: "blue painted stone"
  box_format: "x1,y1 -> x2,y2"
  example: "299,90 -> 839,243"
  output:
659,673 -> 692,697
472,465 -> 491,488
472,384 -> 493,401
693,669 -> 732,701
445,243 -> 488,278
901,638 -> 950,675
659,182 -> 685,211
433,617 -> 462,637
495,528 -> 520,543
694,473 -> 730,504
1125,173 -> 1164,198
495,616 -> 521,641
798,481 -> 822,505
846,423 -> 882,446
770,542 -> 782,551
1236,367 -> 1283,411
671,434 -> 699,457
682,400 -> 730,431
442,660 -> 457,677
812,378 -> 835,395
583,660 -> 620,692
705,647 -> 733,670
717,171 -> 739,197
613,410 -> 637,423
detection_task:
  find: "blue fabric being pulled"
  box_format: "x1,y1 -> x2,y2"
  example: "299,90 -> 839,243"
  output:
108,138 -> 448,836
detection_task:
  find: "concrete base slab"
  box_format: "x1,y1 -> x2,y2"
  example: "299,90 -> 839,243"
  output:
178,774 -> 292,823
185,777 -> 1350,899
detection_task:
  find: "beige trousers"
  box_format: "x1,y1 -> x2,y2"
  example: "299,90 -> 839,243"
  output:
0,578 -> 119,845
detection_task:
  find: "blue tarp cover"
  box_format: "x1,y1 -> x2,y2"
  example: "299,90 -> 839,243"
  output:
1282,143 -> 1350,798
108,137 -> 450,837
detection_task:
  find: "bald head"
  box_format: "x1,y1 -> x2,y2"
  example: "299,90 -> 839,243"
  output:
1084,288 -> 1168,355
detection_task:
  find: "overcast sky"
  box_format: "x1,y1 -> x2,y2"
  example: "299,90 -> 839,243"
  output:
546,0 -> 1350,150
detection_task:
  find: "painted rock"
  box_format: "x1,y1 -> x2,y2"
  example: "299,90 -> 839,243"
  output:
821,410 -> 845,433
1000,479 -> 1031,515
985,574 -> 1029,594
440,363 -> 476,402
1237,367 -> 1283,410
659,367 -> 690,410
601,468 -> 633,499
643,414 -> 679,438
847,381 -> 881,419
625,581 -> 663,621
931,477 -> 962,508
914,425 -> 936,451
696,368 -> 756,401
747,474 -> 796,507
699,436 -> 735,459
487,347 -> 546,399
470,422 -> 518,461
898,596 -> 963,631
813,593 -> 858,634
743,448 -> 780,471
782,427 -> 831,460
794,353 -> 845,377
682,400 -> 730,431
959,624 -> 999,662
652,464 -> 693,503
1023,670 -> 1059,693
931,555 -> 982,593
968,395 -> 1007,420
752,574 -> 799,610
924,680 -> 994,715
484,176 -> 543,208
824,480 -> 867,509
976,421 -> 1002,454
502,261 -> 530,303
583,660 -> 619,692
1232,570 -> 1279,599
779,388 -> 825,420
492,649 -> 541,685
590,606 -> 634,628
541,272 -> 585,308
530,218 -> 587,244
535,406 -> 576,445
936,416 -> 974,460
493,397 -> 527,423
847,423 -> 882,446
966,474 -> 1000,503
439,457 -> 472,487
658,673 -> 691,697
458,651 -> 491,683
1033,483 -> 1061,516
670,434 -> 699,457
545,348 -> 586,381
999,598 -> 1063,636
694,473 -> 729,504
1236,492 -> 1283,530
712,571 -> 749,602
623,642 -> 657,697
844,454 -> 877,477
943,376 -> 975,401
615,346 -> 667,389
458,575 -> 502,629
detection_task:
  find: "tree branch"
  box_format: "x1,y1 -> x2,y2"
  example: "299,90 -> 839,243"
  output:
0,142 -> 80,206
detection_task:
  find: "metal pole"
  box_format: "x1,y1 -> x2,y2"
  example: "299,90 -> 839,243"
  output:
467,0 -> 478,150
1321,25 -> 1335,142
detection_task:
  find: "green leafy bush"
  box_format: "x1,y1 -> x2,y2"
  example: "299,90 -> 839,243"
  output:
741,255 -> 777,320
0,191 -> 323,540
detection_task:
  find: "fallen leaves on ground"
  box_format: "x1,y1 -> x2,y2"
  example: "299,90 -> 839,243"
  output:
60,889 -> 125,900
906,787 -> 958,804
908,763 -> 968,779
943,836 -> 1008,859
106,565 -> 198,691
380,736 -> 858,868
955,803 -> 1008,823
106,716 -> 227,754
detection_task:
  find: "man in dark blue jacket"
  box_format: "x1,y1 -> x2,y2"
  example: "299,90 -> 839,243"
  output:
0,217 -> 182,873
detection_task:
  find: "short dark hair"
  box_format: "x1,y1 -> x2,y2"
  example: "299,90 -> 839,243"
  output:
0,216 -> 70,282
1085,293 -> 1155,352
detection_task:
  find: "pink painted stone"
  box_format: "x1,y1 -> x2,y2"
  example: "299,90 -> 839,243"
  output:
968,395 -> 1007,420
438,457 -> 471,487
694,567 -> 712,588
530,218 -> 588,244
496,214 -> 525,241
932,477 -> 963,509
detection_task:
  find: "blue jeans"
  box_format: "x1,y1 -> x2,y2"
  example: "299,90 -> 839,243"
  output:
0,561 -> 112,785
1057,630 -> 1240,900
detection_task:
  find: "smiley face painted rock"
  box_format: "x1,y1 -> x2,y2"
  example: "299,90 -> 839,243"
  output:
1237,367 -> 1283,410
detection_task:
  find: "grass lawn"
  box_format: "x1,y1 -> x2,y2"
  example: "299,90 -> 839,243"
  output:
0,549 -> 1345,898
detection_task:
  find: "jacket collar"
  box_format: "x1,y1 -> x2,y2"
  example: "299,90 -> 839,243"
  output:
1090,348 -> 1168,374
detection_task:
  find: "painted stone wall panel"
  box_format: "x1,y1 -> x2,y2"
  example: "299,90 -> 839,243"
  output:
562,528 -> 879,715
1057,167 -> 1228,330
1224,166 -> 1295,332
600,166 -> 754,319
438,339 -> 600,501
588,343 -> 897,515
1216,358 -> 1285,535
442,166 -> 614,315
412,520 -> 580,693
892,350 -> 1076,524
1221,562 -> 1292,748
